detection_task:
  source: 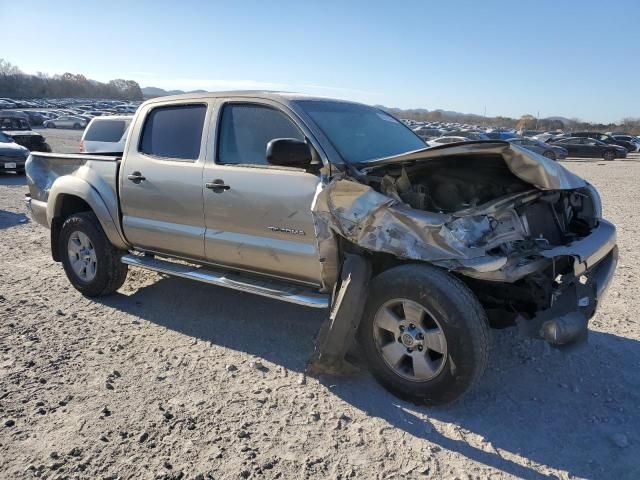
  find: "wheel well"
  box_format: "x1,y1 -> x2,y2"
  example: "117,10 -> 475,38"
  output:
51,195 -> 93,262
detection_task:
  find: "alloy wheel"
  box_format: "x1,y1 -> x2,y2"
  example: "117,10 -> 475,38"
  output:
373,298 -> 448,382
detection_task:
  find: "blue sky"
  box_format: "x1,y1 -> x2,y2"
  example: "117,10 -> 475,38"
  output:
2,0 -> 639,123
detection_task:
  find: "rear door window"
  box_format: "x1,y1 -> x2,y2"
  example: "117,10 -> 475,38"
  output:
139,104 -> 207,160
85,119 -> 130,142
217,104 -> 303,165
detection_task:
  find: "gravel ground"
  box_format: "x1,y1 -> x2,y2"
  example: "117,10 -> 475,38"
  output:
34,128 -> 84,154
1,131 -> 639,479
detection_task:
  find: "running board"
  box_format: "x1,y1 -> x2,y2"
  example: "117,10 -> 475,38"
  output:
121,254 -> 329,309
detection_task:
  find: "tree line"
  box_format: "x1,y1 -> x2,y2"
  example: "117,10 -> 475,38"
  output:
0,59 -> 143,101
1,58 -> 637,134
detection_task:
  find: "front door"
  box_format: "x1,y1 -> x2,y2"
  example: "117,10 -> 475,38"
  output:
203,102 -> 322,286
120,102 -> 210,259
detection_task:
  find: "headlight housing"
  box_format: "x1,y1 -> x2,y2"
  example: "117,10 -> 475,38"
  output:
585,182 -> 602,219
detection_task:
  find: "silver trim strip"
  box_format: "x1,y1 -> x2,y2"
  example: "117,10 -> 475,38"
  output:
121,254 -> 329,309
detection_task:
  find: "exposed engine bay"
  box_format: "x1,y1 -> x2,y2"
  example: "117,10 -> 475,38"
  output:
368,154 -> 599,272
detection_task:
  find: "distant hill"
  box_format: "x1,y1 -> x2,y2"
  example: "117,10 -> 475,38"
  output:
141,86 -> 207,98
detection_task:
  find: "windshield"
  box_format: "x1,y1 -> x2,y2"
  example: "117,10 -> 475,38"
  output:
0,131 -> 12,143
296,100 -> 426,163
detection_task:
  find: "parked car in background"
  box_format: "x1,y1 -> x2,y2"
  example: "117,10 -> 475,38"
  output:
43,115 -> 88,129
80,115 -> 132,153
445,131 -> 490,140
612,135 -> 639,152
21,110 -> 46,126
0,99 -> 18,109
508,138 -> 568,160
428,136 -> 470,147
550,137 -> 627,160
571,132 -> 635,153
485,130 -> 518,140
413,127 -> 443,140
0,130 -> 30,173
0,115 -> 51,152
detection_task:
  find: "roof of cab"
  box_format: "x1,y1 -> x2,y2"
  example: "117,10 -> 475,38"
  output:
141,90 -> 360,107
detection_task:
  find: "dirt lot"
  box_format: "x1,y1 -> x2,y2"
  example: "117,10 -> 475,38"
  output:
1,130 -> 639,479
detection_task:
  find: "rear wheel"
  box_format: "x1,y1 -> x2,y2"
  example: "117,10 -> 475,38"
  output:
603,150 -> 616,161
543,150 -> 556,160
358,264 -> 490,405
59,212 -> 128,296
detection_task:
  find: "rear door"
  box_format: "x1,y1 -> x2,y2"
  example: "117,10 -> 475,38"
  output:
523,139 -> 543,155
120,101 -> 210,259
202,100 -> 323,286
581,138 -> 599,157
560,138 -> 581,156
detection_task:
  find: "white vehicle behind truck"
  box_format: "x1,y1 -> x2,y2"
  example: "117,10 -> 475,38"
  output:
80,115 -> 132,153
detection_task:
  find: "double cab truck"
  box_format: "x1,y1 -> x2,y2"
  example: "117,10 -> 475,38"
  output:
26,92 -> 618,405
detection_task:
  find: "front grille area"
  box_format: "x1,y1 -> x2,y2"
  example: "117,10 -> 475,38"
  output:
0,154 -> 26,162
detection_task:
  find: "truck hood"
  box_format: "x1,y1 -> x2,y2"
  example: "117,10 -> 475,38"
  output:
360,140 -> 585,190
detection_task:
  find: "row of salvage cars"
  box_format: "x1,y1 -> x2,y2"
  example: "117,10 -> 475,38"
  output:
0,113 -> 51,173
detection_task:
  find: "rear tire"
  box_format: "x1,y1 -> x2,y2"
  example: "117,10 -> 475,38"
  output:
59,212 -> 128,296
358,264 -> 490,405
603,150 -> 616,161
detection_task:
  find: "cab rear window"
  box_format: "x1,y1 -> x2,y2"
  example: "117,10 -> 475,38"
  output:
84,120 -> 129,142
139,104 -> 206,160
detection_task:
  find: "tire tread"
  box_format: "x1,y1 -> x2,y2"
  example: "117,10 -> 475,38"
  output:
59,212 -> 128,297
359,263 -> 490,405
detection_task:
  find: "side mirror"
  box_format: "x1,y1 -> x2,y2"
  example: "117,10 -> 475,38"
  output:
266,138 -> 312,168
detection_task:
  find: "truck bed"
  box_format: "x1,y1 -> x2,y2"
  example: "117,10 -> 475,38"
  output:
26,152 -> 122,237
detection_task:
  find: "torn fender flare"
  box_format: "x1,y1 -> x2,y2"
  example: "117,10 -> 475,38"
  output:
307,253 -> 372,375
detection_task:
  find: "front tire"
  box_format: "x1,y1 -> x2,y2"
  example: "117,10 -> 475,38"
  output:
59,212 -> 128,296
603,150 -> 616,161
358,264 -> 490,405
543,150 -> 556,160
73,123 -> 81,129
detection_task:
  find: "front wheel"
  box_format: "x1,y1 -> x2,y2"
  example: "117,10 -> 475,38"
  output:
543,150 -> 556,160
358,264 -> 490,405
603,150 -> 616,161
59,212 -> 128,296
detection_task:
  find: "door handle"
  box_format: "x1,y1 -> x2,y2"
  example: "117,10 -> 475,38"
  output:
127,171 -> 146,184
205,179 -> 231,191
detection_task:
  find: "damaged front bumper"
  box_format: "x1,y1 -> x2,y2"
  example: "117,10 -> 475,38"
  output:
516,220 -> 618,346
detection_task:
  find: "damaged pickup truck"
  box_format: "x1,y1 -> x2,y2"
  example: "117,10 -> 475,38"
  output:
25,92 -> 617,405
